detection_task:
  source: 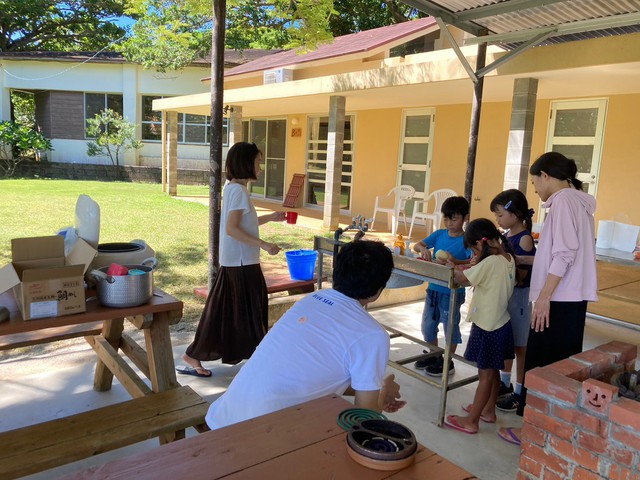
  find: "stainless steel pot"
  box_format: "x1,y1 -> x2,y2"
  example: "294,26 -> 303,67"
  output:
89,258 -> 157,308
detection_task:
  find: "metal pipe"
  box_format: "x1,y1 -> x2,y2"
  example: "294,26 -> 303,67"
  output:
587,313 -> 640,332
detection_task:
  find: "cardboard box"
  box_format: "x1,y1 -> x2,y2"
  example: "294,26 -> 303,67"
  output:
0,236 -> 97,320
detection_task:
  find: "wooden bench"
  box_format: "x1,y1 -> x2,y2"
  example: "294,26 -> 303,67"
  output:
0,321 -> 104,351
194,276 -> 318,300
0,385 -> 209,479
194,262 -> 324,300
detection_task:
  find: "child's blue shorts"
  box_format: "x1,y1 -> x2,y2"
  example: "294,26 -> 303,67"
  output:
421,289 -> 465,344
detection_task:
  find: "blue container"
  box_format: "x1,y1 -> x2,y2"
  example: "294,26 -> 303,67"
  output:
285,250 -> 318,281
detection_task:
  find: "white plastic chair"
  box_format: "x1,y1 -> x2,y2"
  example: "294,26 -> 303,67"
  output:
408,189 -> 457,239
371,185 -> 415,236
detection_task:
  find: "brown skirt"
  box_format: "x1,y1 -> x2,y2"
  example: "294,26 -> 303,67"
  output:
185,264 -> 268,365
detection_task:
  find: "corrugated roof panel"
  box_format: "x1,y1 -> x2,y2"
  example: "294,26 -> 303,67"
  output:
416,0 -> 640,35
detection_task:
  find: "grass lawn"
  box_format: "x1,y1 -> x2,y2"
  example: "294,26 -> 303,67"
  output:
0,179 -> 322,324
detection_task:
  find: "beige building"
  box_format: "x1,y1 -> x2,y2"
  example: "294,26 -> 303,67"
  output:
154,18 -> 640,235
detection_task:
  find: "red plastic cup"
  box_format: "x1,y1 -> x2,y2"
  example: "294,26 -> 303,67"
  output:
107,263 -> 129,276
286,211 -> 298,224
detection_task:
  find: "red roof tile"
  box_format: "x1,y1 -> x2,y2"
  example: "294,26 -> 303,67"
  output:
225,17 -> 437,77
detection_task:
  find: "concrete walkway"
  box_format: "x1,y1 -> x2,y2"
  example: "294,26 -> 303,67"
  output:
1,304 -> 639,479
3,200 -> 639,478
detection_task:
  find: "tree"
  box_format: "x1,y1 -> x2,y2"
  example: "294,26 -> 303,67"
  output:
329,0 -> 420,37
0,0 -> 126,52
86,109 -> 143,179
122,0 -> 212,72
10,91 -> 36,128
122,0 -> 336,71
0,121 -> 53,177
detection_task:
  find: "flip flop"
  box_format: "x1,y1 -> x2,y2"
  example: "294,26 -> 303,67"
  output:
444,415 -> 477,435
497,427 -> 521,446
176,365 -> 212,378
462,404 -> 496,424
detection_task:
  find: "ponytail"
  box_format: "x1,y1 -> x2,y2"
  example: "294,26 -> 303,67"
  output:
464,218 -> 505,263
570,177 -> 583,190
490,189 -> 535,232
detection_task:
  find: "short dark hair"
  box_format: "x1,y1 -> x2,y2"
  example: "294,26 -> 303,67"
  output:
530,152 -> 583,190
333,240 -> 393,300
441,196 -> 470,219
225,142 -> 260,181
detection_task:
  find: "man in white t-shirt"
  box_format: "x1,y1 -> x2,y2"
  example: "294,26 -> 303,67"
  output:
205,240 -> 407,429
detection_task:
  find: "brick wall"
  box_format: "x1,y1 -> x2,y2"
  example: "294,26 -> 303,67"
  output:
519,341 -> 640,480
13,160 -> 209,185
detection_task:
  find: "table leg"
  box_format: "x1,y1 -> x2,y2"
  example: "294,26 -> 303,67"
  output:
93,318 -> 125,392
144,311 -> 180,393
144,311 -> 182,444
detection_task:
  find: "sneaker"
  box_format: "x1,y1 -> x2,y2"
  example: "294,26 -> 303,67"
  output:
498,382 -> 514,399
496,393 -> 520,412
414,350 -> 438,370
425,357 -> 455,377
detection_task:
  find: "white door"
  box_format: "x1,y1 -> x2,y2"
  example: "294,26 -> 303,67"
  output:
246,118 -> 287,200
397,108 -> 436,217
545,99 -> 607,196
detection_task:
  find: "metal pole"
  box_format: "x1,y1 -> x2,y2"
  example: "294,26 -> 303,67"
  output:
438,275 -> 458,427
463,37 -> 487,207
208,0 -> 226,289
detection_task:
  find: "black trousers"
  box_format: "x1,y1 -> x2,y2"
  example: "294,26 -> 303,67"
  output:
516,300 -> 588,416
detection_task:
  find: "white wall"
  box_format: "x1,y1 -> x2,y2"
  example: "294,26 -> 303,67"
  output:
1,58 -> 211,167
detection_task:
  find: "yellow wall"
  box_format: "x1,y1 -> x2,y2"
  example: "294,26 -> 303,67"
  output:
350,109 -> 403,218
274,93 -> 640,231
472,102 -> 513,220
524,95 -> 640,227
430,104 -> 473,199
594,94 -> 640,226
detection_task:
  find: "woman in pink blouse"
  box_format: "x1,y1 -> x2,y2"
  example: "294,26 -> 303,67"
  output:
498,151 -> 597,446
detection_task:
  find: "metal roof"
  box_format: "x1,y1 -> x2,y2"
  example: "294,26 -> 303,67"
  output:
401,0 -> 640,47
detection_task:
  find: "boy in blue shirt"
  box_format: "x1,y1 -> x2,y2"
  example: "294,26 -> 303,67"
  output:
412,196 -> 471,376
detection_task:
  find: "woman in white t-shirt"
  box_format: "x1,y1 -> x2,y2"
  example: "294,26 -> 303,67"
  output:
180,142 -> 285,377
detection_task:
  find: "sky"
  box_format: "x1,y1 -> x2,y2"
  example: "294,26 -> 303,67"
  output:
113,17 -> 136,30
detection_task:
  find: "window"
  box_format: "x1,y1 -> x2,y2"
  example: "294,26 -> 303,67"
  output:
141,96 -> 228,145
305,115 -> 354,210
85,93 -> 123,136
245,118 -> 287,200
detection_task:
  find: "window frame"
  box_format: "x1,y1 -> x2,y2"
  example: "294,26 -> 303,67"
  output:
84,92 -> 124,138
141,95 -> 228,146
304,114 -> 355,213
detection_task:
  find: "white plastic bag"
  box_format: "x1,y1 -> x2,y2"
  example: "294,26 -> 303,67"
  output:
57,226 -> 79,256
75,195 -> 100,248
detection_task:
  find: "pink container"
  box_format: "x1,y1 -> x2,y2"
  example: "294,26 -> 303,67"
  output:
107,263 -> 129,276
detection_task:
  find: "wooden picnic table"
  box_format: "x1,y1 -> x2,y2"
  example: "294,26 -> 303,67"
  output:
0,289 -> 183,396
60,394 -> 477,480
0,289 -> 209,478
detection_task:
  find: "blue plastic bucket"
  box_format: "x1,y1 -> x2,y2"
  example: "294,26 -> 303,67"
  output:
285,250 -> 318,281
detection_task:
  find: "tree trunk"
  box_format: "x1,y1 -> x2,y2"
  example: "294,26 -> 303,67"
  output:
208,0 -> 227,289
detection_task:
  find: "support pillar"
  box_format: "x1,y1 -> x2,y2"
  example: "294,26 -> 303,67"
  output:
323,96 -> 345,230
167,111 -> 178,196
228,106 -> 243,146
503,78 -> 538,192
161,111 -> 167,192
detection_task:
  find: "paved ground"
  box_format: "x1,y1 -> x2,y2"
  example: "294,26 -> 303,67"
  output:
2,300 -> 638,480
3,199 -> 639,479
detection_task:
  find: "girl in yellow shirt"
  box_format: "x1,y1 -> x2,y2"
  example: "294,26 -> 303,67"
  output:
444,218 -> 516,434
